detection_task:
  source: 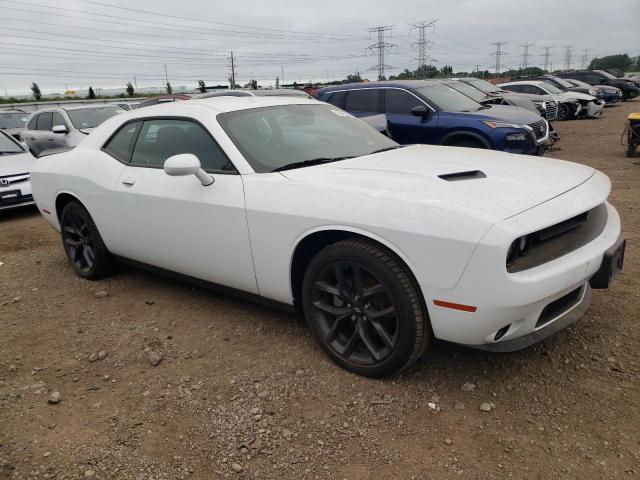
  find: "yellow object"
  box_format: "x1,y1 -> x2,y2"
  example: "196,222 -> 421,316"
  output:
628,112 -> 640,121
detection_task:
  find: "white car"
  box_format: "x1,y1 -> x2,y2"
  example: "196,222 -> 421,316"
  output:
0,130 -> 36,211
499,80 -> 605,120
29,97 -> 625,377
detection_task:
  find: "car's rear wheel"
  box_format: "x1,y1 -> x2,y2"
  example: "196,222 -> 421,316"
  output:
302,239 -> 429,377
60,201 -> 113,280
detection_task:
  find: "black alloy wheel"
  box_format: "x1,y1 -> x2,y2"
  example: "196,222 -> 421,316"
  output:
302,239 -> 429,377
60,201 -> 113,280
557,103 -> 571,120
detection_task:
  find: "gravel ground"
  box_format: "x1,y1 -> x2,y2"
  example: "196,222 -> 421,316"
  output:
1,100 -> 639,480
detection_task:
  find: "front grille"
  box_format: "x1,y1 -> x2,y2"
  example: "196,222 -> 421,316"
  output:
507,204 -> 608,273
536,286 -> 584,328
528,120 -> 547,141
0,172 -> 29,185
544,101 -> 558,121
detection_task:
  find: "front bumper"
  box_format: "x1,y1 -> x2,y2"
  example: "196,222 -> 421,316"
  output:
0,179 -> 34,211
421,176 -> 621,350
584,100 -> 605,118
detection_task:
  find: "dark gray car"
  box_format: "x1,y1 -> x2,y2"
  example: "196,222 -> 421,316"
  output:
22,105 -> 125,156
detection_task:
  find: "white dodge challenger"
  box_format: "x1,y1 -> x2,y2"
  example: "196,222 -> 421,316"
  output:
29,97 -> 625,377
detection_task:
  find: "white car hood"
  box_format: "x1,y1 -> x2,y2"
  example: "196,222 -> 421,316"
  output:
0,151 -> 35,177
279,145 -> 595,221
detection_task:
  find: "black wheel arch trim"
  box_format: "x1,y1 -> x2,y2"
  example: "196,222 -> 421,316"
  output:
441,131 -> 491,149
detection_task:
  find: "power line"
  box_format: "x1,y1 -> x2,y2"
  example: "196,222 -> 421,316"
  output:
490,41 -> 509,74
563,45 -> 575,70
540,46 -> 553,71
409,20 -> 437,68
519,43 -> 535,70
367,26 -> 396,80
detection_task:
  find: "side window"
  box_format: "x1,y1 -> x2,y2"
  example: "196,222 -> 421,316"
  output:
585,75 -> 600,83
528,86 -> 546,95
503,85 -> 521,93
326,91 -> 346,108
384,89 -> 424,114
344,89 -> 380,113
36,112 -> 53,131
27,115 -> 38,130
103,121 -> 142,162
52,112 -> 67,129
131,119 -> 233,172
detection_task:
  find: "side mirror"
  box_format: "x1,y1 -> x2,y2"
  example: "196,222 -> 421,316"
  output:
52,124 -> 68,134
164,154 -> 214,186
411,105 -> 430,117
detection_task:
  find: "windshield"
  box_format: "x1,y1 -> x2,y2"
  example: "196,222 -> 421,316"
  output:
551,77 -> 574,88
0,131 -> 24,154
567,79 -> 590,88
218,104 -> 397,173
446,81 -> 488,103
0,112 -> 29,129
414,84 -> 483,112
66,106 -> 125,129
597,71 -> 616,79
541,83 -> 563,94
463,78 -> 502,94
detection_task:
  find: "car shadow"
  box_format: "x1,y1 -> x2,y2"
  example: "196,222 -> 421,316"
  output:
0,205 -> 39,223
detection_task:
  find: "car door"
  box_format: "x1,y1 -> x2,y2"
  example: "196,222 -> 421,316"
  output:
22,114 -> 39,153
106,117 -> 258,294
383,88 -> 438,144
49,112 -> 70,149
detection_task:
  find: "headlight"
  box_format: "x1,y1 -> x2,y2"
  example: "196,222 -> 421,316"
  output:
588,89 -> 598,96
506,235 -> 529,265
506,133 -> 528,142
483,121 -> 525,129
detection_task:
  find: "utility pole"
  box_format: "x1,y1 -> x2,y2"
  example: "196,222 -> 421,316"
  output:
228,51 -> 237,89
563,45 -> 575,70
366,25 -> 396,80
541,46 -> 553,71
490,41 -> 509,75
281,66 -> 285,86
519,42 -> 535,71
580,49 -> 591,69
163,64 -> 169,88
409,20 -> 437,68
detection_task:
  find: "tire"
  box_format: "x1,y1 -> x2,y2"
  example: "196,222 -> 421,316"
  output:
301,239 -> 430,377
451,138 -> 485,149
60,201 -> 114,280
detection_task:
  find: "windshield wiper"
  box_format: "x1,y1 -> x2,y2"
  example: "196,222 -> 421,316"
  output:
272,156 -> 354,172
368,145 -> 404,155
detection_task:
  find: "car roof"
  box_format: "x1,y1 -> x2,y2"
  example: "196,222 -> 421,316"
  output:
501,80 -> 546,86
120,96 -> 322,117
28,104 -> 125,115
319,80 -> 442,92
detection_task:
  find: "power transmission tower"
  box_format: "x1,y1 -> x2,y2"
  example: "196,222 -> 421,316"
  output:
228,51 -> 237,89
540,46 -> 553,71
366,25 -> 396,80
490,42 -> 509,75
563,45 -> 575,70
409,20 -> 437,68
519,43 -> 535,71
580,49 -> 591,69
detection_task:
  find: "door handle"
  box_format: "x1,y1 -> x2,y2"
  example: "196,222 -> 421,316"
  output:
47,138 -> 54,141
121,177 -> 136,186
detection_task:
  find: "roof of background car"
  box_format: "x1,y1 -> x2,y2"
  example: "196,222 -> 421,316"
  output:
318,80 -> 441,93
499,80 -> 547,86
121,95 -> 322,116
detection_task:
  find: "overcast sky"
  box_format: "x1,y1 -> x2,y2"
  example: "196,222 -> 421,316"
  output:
1,0 -> 639,96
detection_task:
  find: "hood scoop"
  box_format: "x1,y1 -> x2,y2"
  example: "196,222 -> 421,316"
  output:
438,170 -> 487,182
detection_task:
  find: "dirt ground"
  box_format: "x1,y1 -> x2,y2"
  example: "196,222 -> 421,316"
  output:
1,101 -> 639,480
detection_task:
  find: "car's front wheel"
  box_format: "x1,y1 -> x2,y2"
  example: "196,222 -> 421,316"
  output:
557,103 -> 571,120
60,201 -> 113,280
302,239 -> 429,377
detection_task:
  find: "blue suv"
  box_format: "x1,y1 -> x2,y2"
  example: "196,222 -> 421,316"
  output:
317,80 -> 549,156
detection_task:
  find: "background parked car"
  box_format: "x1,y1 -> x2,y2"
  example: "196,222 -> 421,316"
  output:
555,70 -> 640,100
562,79 -> 623,105
0,109 -> 30,141
453,77 -> 559,122
0,129 -> 36,211
499,80 -> 604,120
22,104 -> 126,156
318,80 -> 549,155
